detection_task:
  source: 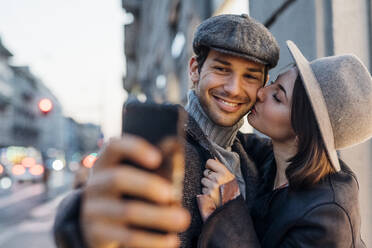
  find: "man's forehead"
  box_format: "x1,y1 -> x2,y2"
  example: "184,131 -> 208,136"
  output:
209,50 -> 265,71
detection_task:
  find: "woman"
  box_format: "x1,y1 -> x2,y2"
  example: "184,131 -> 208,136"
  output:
196,41 -> 371,247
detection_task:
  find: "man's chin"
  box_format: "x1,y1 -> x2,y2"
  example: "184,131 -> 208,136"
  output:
202,102 -> 247,127
210,114 -> 242,127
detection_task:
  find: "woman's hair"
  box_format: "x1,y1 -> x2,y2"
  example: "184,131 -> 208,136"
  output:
286,74 -> 335,189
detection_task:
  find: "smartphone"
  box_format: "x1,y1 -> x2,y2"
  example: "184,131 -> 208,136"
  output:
122,101 -> 187,204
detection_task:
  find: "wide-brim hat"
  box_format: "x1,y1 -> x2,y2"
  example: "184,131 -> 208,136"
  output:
287,40 -> 372,172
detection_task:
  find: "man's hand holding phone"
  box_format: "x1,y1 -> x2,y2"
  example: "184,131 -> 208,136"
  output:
81,135 -> 190,248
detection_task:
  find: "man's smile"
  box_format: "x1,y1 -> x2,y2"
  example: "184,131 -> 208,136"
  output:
212,94 -> 247,112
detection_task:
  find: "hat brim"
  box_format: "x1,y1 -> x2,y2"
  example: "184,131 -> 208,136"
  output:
211,46 -> 271,68
286,40 -> 340,172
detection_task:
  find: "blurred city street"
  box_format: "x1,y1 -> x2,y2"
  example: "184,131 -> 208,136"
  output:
0,170 -> 72,248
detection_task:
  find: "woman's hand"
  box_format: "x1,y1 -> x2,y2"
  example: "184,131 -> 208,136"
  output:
201,159 -> 236,207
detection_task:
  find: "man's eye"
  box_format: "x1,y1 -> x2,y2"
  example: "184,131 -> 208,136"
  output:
244,74 -> 258,80
214,66 -> 228,72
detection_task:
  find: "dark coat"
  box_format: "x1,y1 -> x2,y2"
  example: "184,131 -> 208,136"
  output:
53,113 -> 260,248
198,134 -> 366,248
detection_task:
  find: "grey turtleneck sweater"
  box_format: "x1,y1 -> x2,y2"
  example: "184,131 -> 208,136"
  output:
184,90 -> 246,199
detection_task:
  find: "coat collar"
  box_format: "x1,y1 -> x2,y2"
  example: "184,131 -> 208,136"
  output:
184,113 -> 218,159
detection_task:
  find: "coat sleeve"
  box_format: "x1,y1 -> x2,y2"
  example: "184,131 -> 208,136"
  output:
278,203 -> 355,248
198,200 -> 357,248
53,189 -> 88,248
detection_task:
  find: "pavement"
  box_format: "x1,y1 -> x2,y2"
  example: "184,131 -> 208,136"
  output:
0,170 -> 73,248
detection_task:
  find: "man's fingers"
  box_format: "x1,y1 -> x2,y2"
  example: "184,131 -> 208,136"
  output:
202,187 -> 210,195
122,201 -> 190,232
205,159 -> 225,173
201,177 -> 215,189
97,135 -> 162,170
86,166 -> 173,204
203,169 -> 215,178
89,222 -> 179,248
84,197 -> 190,233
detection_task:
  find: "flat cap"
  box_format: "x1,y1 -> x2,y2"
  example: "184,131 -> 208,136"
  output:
193,14 -> 280,69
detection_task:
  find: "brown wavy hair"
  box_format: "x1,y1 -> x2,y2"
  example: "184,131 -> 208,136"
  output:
286,73 -> 335,189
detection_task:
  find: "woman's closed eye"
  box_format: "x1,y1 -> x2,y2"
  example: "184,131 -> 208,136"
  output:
273,93 -> 281,103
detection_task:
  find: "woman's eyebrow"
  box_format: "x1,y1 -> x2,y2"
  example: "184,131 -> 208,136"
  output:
278,84 -> 287,98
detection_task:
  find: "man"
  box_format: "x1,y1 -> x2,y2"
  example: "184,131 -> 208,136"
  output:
54,14 -> 279,248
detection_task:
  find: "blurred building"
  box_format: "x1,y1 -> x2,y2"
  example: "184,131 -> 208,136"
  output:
123,0 -> 230,104
36,81 -> 65,152
10,66 -> 48,147
77,122 -> 103,154
0,37 -> 66,152
63,117 -> 103,167
0,38 -> 15,146
0,37 -> 103,172
63,117 -> 81,165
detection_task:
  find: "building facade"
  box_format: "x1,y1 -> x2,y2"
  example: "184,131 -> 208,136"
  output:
123,0 -> 217,104
0,37 -> 103,172
0,38 -> 15,147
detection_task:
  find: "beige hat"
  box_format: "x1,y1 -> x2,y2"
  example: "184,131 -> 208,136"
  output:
287,40 -> 372,171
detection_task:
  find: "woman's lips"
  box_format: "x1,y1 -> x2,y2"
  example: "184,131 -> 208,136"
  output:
213,95 -> 242,113
251,106 -> 257,115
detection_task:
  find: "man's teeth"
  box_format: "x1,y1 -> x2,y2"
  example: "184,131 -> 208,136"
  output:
220,99 -> 238,107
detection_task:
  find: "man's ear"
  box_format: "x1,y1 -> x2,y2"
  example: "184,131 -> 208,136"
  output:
189,56 -> 200,85
264,74 -> 270,86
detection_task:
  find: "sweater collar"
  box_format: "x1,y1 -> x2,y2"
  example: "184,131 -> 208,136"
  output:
184,90 -> 243,148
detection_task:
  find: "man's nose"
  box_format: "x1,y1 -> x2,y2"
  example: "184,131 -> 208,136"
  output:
223,75 -> 241,96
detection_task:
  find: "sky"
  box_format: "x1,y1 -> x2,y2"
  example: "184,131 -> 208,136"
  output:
0,0 -> 128,139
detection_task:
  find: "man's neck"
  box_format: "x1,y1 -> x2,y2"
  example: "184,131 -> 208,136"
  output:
184,90 -> 243,148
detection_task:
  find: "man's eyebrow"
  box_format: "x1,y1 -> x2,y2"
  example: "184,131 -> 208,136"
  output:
278,84 -> 287,97
213,58 -> 263,73
246,67 -> 264,73
213,58 -> 231,66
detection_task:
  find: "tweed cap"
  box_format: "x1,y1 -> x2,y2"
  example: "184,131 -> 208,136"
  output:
287,40 -> 372,172
193,14 -> 280,69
